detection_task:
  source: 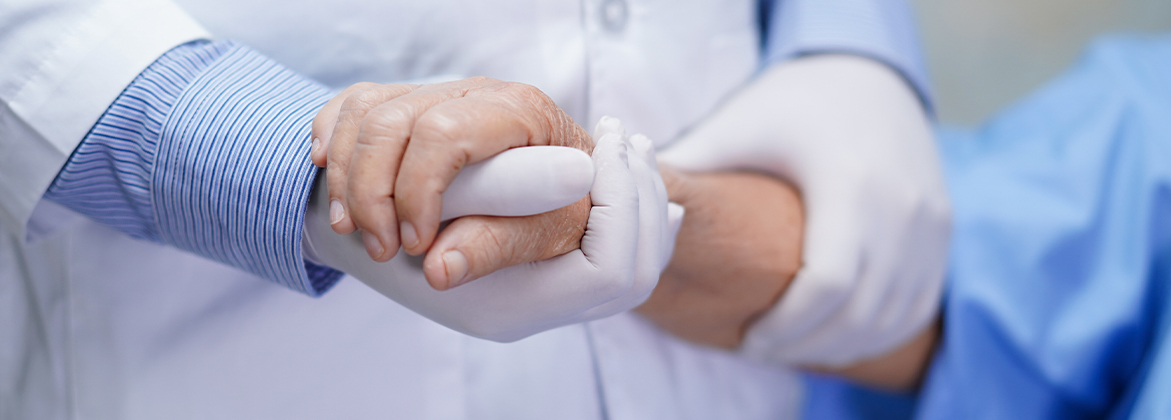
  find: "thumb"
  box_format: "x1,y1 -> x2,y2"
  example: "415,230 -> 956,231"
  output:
421,198 -> 591,291
419,133 -> 631,291
417,146 -> 595,291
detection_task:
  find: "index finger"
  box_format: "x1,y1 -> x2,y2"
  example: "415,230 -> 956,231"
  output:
310,82 -> 379,167
320,83 -> 420,235
393,84 -> 593,256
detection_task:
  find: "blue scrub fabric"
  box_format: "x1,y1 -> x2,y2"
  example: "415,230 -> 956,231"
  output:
803,34 -> 1171,420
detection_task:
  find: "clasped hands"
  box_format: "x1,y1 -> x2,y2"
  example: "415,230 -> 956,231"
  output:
302,57 -> 948,391
301,77 -> 684,341
303,76 -> 806,360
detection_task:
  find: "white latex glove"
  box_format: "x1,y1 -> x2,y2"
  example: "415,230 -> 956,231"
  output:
658,55 -> 951,367
303,118 -> 683,342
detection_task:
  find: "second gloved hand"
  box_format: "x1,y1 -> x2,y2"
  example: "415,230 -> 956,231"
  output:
658,55 -> 951,367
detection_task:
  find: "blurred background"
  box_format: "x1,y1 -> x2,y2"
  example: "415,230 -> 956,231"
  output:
911,0 -> 1171,125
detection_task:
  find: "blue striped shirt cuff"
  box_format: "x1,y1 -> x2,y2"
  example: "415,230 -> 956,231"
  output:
764,0 -> 934,111
46,40 -> 344,296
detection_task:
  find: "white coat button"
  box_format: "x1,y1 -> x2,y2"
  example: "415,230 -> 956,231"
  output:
600,0 -> 628,33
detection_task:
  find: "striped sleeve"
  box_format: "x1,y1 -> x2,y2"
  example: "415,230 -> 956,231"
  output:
44,40 -> 344,296
763,0 -> 933,110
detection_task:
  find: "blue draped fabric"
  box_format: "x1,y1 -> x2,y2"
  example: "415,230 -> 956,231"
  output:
803,34 -> 1171,420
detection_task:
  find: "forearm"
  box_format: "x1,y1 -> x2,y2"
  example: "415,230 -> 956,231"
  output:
637,167 -> 803,349
644,166 -> 939,390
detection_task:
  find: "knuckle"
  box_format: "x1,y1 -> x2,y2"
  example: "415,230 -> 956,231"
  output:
340,86 -> 386,114
465,221 -> 513,267
412,111 -> 461,144
326,159 -> 349,182
500,82 -> 583,149
522,205 -> 587,260
347,183 -> 387,208
505,83 -> 550,108
357,109 -> 410,146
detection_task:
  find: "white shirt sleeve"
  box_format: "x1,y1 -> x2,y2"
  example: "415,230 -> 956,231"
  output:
0,0 -> 207,237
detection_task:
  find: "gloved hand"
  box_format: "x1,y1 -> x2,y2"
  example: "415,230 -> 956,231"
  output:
657,54 -> 951,367
309,78 -> 594,293
303,118 -> 683,342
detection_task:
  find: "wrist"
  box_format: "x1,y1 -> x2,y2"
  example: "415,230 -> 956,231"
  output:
641,169 -> 803,350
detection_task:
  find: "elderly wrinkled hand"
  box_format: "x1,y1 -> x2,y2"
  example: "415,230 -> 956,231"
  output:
309,77 -> 595,290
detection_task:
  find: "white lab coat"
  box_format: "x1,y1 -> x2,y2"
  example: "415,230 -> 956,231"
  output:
0,0 -> 800,419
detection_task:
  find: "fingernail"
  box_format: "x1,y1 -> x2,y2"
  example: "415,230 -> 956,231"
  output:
361,230 -> 384,259
442,250 -> 468,288
311,137 -> 321,156
400,221 -> 418,248
329,200 -> 345,225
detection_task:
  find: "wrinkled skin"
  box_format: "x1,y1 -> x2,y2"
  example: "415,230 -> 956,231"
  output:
310,78 -> 592,290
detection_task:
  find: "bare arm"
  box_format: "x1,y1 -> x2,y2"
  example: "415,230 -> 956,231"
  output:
638,166 -> 939,391
637,168 -> 802,349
